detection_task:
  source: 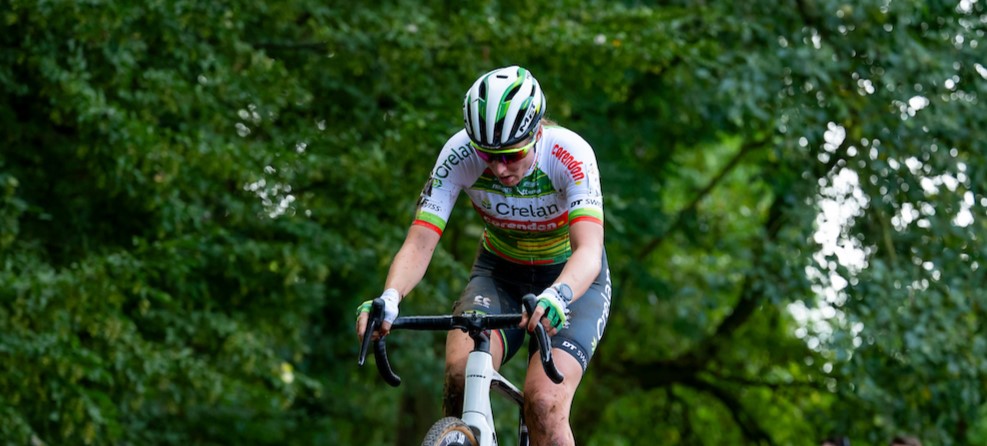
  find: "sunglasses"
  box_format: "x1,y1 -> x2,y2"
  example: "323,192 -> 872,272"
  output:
471,137 -> 537,164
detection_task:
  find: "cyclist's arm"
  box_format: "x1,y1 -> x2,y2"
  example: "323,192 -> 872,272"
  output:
357,224 -> 440,340
545,128 -> 604,303
553,219 -> 603,302
384,224 -> 441,298
524,219 -> 603,335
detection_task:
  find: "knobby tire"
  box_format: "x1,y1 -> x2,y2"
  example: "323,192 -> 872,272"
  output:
421,417 -> 479,446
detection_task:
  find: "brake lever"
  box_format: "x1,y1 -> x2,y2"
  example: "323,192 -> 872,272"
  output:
357,298 -> 384,366
522,294 -> 565,384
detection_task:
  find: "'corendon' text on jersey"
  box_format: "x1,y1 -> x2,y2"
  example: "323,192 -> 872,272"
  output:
551,144 -> 586,181
480,213 -> 566,232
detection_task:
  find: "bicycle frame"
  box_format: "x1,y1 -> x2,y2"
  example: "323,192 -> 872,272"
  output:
358,294 -> 562,446
462,336 -> 516,445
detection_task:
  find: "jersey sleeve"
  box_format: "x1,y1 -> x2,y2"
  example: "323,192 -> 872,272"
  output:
412,134 -> 477,235
549,130 -> 604,226
413,174 -> 459,235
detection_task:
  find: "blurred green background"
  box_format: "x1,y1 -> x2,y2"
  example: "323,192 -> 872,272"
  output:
2,0 -> 986,444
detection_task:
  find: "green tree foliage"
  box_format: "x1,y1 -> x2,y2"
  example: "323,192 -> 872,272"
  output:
2,0 -> 985,445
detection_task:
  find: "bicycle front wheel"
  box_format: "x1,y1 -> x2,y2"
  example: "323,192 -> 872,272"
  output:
421,417 -> 478,446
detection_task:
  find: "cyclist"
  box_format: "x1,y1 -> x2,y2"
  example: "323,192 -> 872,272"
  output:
356,65 -> 612,446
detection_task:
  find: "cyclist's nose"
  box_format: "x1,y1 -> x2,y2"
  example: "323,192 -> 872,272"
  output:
490,160 -> 510,175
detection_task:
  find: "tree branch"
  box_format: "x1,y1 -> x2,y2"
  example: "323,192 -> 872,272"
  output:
676,376 -> 776,445
677,186 -> 789,368
634,136 -> 767,262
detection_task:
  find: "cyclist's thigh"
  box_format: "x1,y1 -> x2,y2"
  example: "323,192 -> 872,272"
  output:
540,252 -> 614,371
445,329 -> 479,371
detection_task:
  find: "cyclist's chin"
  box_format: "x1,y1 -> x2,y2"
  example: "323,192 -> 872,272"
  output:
498,175 -> 520,187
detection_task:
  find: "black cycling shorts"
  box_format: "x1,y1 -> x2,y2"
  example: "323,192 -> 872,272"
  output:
451,247 -> 613,371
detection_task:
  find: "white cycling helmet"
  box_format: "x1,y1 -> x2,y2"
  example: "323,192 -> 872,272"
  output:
463,66 -> 546,150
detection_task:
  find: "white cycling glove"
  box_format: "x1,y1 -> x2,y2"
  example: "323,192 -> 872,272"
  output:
378,288 -> 400,324
355,288 -> 401,325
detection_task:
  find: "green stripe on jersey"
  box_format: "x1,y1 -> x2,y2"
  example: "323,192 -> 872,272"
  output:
570,207 -> 604,223
471,169 -> 555,198
414,211 -> 448,231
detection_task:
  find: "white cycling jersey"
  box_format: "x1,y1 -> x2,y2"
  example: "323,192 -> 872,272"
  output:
414,125 -> 604,265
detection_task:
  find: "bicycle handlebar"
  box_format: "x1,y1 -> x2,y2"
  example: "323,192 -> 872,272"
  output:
357,294 -> 564,386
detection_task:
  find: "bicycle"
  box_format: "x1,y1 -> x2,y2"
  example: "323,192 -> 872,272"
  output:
358,294 -> 564,446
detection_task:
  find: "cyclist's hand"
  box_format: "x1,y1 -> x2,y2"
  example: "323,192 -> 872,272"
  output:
355,289 -> 401,342
524,286 -> 570,336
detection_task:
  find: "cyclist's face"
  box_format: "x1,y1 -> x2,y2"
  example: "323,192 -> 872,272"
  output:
479,134 -> 538,187
486,148 -> 533,187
